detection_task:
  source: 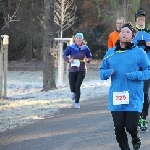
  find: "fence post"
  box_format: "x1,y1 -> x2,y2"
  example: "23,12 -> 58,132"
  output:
57,41 -> 64,87
54,38 -> 72,87
1,35 -> 9,98
0,37 -> 3,98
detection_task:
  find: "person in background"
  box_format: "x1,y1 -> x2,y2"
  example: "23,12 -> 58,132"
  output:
132,10 -> 150,132
107,17 -> 125,48
100,23 -> 150,150
63,33 -> 92,109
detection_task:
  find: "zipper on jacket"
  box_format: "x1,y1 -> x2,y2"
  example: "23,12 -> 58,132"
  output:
78,48 -> 81,71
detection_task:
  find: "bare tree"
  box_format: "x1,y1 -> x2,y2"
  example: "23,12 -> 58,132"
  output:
25,0 -> 33,62
109,0 -> 140,21
122,0 -> 140,21
43,0 -> 56,91
1,0 -> 21,31
54,0 -> 77,38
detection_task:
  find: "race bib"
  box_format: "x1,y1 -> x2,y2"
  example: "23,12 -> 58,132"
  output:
113,91 -> 129,105
71,59 -> 80,67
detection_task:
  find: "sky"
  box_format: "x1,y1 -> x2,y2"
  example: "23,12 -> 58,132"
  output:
0,67 -> 110,133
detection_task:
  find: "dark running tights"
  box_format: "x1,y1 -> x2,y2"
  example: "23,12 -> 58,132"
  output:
111,111 -> 140,149
69,71 -> 85,103
142,79 -> 150,118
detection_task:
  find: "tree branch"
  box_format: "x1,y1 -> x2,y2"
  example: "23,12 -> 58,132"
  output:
1,0 -> 22,30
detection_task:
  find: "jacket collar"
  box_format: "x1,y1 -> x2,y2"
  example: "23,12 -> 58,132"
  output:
115,40 -> 135,51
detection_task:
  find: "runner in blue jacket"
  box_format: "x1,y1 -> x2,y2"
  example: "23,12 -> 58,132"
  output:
100,23 -> 150,150
132,10 -> 150,132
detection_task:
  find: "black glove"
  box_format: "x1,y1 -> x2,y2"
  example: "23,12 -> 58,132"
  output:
137,40 -> 146,46
144,46 -> 150,52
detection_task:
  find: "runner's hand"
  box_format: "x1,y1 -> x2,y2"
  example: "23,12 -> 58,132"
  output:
146,42 -> 150,47
69,58 -> 74,63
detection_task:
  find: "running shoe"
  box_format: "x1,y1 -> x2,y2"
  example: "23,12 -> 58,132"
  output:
74,103 -> 80,108
131,135 -> 141,150
140,119 -> 148,132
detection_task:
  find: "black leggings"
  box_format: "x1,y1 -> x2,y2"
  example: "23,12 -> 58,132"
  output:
69,71 -> 85,103
142,79 -> 150,118
111,111 -> 140,149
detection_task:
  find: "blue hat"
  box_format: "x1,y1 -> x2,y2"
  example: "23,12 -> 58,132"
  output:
75,33 -> 84,39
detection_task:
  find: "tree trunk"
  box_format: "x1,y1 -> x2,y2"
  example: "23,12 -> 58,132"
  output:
25,0 -> 33,61
43,0 -> 56,91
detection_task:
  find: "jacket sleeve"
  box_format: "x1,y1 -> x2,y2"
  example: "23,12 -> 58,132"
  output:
99,51 -> 114,80
126,51 -> 150,81
86,47 -> 92,63
107,34 -> 113,48
62,46 -> 71,63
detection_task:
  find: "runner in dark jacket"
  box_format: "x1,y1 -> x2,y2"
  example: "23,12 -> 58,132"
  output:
63,33 -> 92,108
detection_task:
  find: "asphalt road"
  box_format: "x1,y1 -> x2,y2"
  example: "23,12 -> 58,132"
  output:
0,96 -> 150,150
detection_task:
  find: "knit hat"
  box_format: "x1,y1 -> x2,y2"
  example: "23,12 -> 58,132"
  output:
75,33 -> 84,39
121,23 -> 137,38
135,10 -> 145,21
121,23 -> 133,32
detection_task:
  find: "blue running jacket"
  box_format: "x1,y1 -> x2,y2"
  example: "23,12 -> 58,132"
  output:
100,46 -> 150,112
